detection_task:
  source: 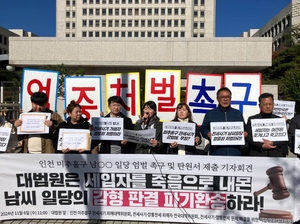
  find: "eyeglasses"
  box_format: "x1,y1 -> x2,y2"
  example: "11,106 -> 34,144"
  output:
218,96 -> 231,100
260,103 -> 274,107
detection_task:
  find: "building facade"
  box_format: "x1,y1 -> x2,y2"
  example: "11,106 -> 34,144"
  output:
56,0 -> 215,38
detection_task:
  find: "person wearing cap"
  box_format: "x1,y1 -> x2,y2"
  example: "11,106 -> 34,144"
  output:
134,100 -> 164,154
14,91 -> 64,153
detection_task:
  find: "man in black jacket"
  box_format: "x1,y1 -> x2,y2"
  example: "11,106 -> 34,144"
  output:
246,93 -> 289,157
92,96 -> 135,154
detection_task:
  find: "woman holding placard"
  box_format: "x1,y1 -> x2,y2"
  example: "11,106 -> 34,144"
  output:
167,103 -> 205,155
52,100 -> 92,154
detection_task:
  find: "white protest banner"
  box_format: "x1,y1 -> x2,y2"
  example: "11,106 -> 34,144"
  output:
57,129 -> 91,151
123,129 -> 155,146
251,118 -> 288,142
106,72 -> 140,122
65,77 -> 102,121
186,73 -> 223,125
294,129 -> 300,154
145,70 -> 181,122
224,73 -> 261,122
91,117 -> 123,140
21,68 -> 59,112
162,122 -> 195,146
210,122 -> 245,145
0,127 -> 11,152
273,100 -> 295,119
0,154 -> 299,223
17,112 -> 51,134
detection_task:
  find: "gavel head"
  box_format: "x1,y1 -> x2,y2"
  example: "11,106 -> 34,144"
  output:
266,166 -> 290,200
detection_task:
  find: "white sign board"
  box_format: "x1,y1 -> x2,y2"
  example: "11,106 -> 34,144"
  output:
0,127 -> 11,152
162,122 -> 195,146
91,117 -> 123,140
273,100 -> 295,119
17,113 -> 50,134
210,122 -> 245,145
123,129 -> 156,146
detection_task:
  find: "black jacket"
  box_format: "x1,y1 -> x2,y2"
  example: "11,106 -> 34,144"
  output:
52,116 -> 91,154
246,112 -> 288,157
91,112 -> 135,154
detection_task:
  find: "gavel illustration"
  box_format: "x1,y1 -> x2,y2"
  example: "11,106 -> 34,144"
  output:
253,166 -> 290,200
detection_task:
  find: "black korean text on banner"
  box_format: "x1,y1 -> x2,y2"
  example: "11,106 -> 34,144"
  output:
251,118 -> 288,142
162,122 -> 195,146
91,117 -> 123,140
210,122 -> 245,146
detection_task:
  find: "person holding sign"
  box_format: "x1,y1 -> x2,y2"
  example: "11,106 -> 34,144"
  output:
288,113 -> 300,158
200,87 -> 247,156
91,96 -> 135,154
167,103 -> 204,155
52,100 -> 92,154
246,93 -> 289,157
14,92 -> 64,153
134,101 -> 164,154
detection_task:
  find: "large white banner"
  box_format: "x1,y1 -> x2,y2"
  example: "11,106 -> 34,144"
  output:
0,154 -> 299,223
224,73 -> 261,123
64,77 -> 102,121
21,68 -> 59,112
186,73 -> 223,125
145,70 -> 181,122
106,73 -> 140,122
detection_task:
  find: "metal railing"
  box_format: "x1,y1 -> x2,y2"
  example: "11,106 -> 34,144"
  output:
0,103 -> 21,122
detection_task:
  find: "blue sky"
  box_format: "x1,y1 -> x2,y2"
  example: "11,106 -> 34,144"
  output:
0,0 -> 291,37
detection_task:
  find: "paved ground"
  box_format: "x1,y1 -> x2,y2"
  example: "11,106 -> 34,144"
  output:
0,221 -> 179,224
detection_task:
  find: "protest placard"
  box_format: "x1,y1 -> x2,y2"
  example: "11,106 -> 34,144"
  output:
17,113 -> 50,134
273,100 -> 295,119
294,129 -> 300,154
210,122 -> 245,145
250,118 -> 288,142
123,129 -> 156,146
91,117 -> 123,140
162,122 -> 195,146
57,129 -> 91,151
0,127 -> 11,152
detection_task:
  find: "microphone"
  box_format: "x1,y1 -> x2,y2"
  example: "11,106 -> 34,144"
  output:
143,112 -> 149,122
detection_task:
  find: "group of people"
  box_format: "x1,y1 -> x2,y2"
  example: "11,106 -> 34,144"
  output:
11,89 -> 300,158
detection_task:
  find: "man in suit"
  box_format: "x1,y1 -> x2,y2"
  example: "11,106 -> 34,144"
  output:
246,93 -> 288,157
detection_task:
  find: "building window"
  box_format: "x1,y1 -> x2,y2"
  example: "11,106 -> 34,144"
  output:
83,0 -> 87,3
82,31 -> 87,37
161,8 -> 165,15
96,0 -> 100,3
148,0 -> 152,3
96,8 -> 100,15
102,0 -> 106,3
194,11 -> 197,16
161,20 -> 165,27
89,0 -> 93,3
72,22 -> 75,28
135,8 -> 139,15
109,0 -> 113,3
174,8 -> 178,15
95,20 -> 100,27
89,8 -> 93,15
154,32 -> 158,37
154,8 -> 159,15
154,20 -> 159,27
135,20 -> 139,27
115,20 -> 119,27
72,33 -> 75,37
194,0 -> 198,5
82,20 -> 87,27
155,0 -> 158,3
168,0 -> 172,3
95,31 -> 100,37
200,22 -> 204,28
141,8 -> 145,15
201,0 -> 204,6
102,31 -> 106,37
200,11 -> 204,17
181,20 -> 185,27
181,8 -> 185,15
167,20 -> 172,27
66,11 -> 70,17
73,11 -> 76,17
108,20 -> 113,27
102,20 -> 106,27
66,33 -> 70,37
122,20 -> 126,27
89,31 -> 93,37
193,33 -> 197,37
168,8 -> 172,15
161,32 -> 165,37
193,22 -> 197,28
89,20 -> 93,27
134,31 -> 139,37
148,31 -> 152,37
109,8 -> 113,15
102,9 -> 106,15
115,31 -> 119,37
128,20 -> 132,27
148,8 -> 152,15
141,31 -> 145,37
141,0 -> 145,3
122,8 -> 126,15
122,0 -> 126,3
135,0 -> 139,3
108,32 -> 112,37
128,8 -> 132,15
121,31 -> 126,37
174,0 -> 178,3
167,32 -> 171,37
82,9 -> 87,15
200,33 -> 204,37
128,31 -> 132,37
66,22 -> 70,28
115,8 -> 119,15
148,20 -> 152,27
174,20 -> 178,27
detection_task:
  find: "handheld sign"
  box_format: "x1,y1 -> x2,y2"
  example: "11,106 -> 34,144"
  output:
162,122 -> 195,146
210,122 -> 245,146
273,100 -> 295,120
250,118 -> 288,142
123,129 -> 156,146
17,113 -> 51,134
91,117 -> 123,140
57,129 -> 91,151
0,127 -> 11,152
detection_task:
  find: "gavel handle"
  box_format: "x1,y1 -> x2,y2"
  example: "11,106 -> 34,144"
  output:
253,183 -> 272,197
